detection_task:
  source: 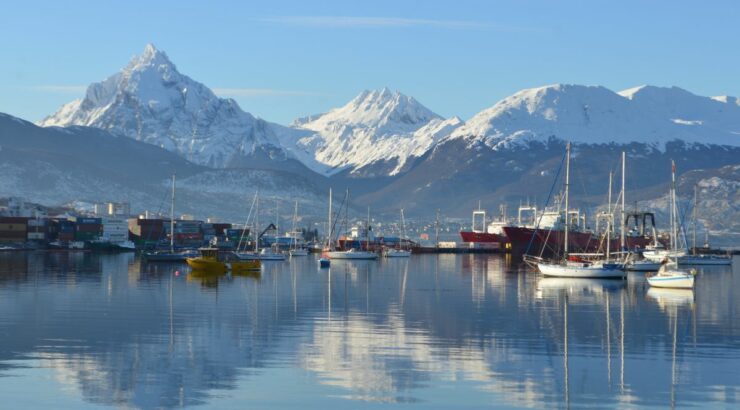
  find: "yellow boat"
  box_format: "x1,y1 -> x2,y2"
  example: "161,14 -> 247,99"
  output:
186,248 -> 261,274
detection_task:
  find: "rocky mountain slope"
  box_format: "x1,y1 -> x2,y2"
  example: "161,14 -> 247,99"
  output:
1,113 -> 327,221
39,44 -> 315,173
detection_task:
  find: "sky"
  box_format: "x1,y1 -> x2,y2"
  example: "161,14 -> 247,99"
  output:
1,0 -> 739,125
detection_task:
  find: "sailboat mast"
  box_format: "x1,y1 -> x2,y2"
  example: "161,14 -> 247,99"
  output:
692,185 -> 697,255
366,206 -> 370,251
435,209 -> 440,249
607,171 -> 612,260
327,188 -> 333,249
170,174 -> 175,253
620,151 -> 626,251
564,142 -> 571,258
292,201 -> 298,250
670,160 -> 677,254
255,194 -> 260,252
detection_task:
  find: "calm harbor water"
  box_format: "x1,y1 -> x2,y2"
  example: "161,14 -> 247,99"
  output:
0,252 -> 738,409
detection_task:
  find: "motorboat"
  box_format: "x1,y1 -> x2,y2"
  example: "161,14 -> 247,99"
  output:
187,248 -> 260,273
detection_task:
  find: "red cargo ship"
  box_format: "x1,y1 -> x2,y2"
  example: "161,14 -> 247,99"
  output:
459,209 -> 508,248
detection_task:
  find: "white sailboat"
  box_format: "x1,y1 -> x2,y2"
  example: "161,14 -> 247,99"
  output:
385,208 -> 411,258
325,190 -> 378,260
536,143 -> 625,279
677,186 -> 731,266
647,161 -> 695,289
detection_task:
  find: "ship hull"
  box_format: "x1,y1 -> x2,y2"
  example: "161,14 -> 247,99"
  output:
459,231 -> 507,244
503,226 -> 595,254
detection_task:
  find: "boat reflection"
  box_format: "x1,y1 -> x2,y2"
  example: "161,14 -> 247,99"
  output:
0,253 -> 737,408
646,288 -> 695,308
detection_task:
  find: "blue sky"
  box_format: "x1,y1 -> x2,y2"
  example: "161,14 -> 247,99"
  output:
1,0 -> 739,124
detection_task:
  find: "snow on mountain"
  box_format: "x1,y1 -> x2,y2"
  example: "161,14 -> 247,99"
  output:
39,44 -> 299,169
446,84 -> 740,150
2,111 -> 327,221
286,88 -> 463,176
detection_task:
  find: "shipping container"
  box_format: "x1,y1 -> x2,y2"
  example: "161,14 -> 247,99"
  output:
58,232 -> 75,241
74,217 -> 102,225
0,223 -> 28,231
76,224 -> 102,232
28,232 -> 46,240
0,217 -> 30,224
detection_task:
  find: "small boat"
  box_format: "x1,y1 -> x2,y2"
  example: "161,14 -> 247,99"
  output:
643,248 -> 686,262
327,248 -> 378,260
187,248 -> 260,273
289,248 -> 309,257
646,266 -> 695,289
257,247 -> 287,261
187,249 -> 228,273
646,162 -> 695,290
678,254 -> 732,266
384,209 -> 412,258
384,248 -> 411,258
539,258 -> 625,279
318,257 -> 330,268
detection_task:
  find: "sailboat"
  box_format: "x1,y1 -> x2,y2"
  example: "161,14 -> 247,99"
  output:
325,190 -> 378,260
288,201 -> 308,257
143,175 -> 199,262
534,143 -> 625,279
646,161 -> 695,289
676,186 -> 731,266
385,208 -> 411,258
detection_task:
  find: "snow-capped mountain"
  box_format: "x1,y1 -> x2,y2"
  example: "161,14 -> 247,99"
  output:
287,88 -> 463,177
357,84 -> 740,222
39,44 -> 303,169
2,112 -> 327,221
447,84 -> 740,149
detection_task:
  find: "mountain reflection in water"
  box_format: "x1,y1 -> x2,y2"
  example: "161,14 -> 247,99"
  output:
0,252 -> 738,408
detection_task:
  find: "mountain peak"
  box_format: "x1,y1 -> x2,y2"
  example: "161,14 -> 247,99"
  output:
38,44 -> 294,168
125,43 -> 175,73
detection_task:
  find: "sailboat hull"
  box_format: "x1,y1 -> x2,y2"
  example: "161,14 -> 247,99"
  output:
327,251 -> 378,260
538,262 -> 625,278
646,272 -> 695,289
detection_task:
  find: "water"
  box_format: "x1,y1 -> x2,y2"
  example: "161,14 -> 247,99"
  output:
0,252 -> 738,409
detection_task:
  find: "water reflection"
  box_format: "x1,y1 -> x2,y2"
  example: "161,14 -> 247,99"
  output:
0,252 -> 737,408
